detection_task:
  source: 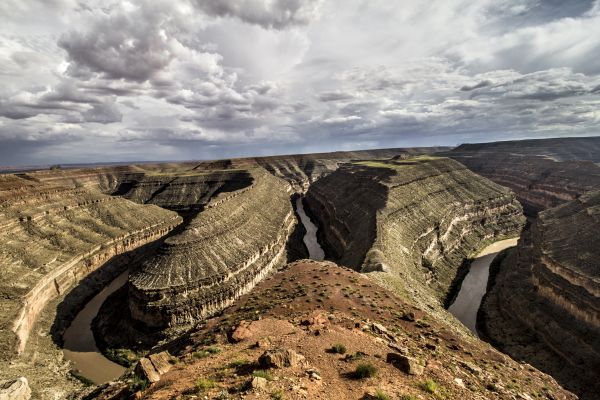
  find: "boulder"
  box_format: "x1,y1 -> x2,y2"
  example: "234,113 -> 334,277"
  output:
135,358 -> 161,383
386,353 -> 424,375
231,320 -> 253,342
0,378 -> 31,400
251,376 -> 268,390
148,351 -> 172,375
259,348 -> 305,369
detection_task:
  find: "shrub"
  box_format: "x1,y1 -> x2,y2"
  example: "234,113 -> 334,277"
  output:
206,346 -> 222,354
271,389 -> 285,399
252,370 -> 273,381
373,390 -> 391,400
195,377 -> 215,393
420,379 -> 439,393
192,350 -> 210,359
130,376 -> 149,392
328,343 -> 347,354
351,363 -> 377,379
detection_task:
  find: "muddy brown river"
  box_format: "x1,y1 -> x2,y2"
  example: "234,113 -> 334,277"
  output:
62,272 -> 127,384
448,238 -> 518,335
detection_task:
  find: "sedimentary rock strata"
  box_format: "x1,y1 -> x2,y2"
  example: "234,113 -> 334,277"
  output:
254,147 -> 449,191
446,137 -> 600,214
125,168 -> 295,330
0,174 -> 181,358
305,156 -> 525,308
479,190 -> 600,399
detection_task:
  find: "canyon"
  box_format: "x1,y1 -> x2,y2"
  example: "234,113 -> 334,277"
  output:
0,139 -> 597,400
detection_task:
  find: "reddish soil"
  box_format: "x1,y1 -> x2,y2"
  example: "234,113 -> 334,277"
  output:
139,260 -> 575,400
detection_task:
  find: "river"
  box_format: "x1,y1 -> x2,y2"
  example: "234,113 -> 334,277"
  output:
448,238 -> 518,335
62,271 -> 128,384
295,197 -> 325,260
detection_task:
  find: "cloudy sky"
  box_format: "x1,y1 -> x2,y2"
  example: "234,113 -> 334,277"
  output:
1,0 -> 599,165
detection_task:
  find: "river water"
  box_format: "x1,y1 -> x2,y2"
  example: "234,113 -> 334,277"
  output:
448,238 -> 518,335
295,197 -> 325,260
62,271 -> 128,384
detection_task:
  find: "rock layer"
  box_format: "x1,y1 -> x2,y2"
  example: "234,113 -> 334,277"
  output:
0,175 -> 180,358
479,190 -> 600,399
125,168 -> 295,330
305,156 -> 525,308
446,137 -> 600,214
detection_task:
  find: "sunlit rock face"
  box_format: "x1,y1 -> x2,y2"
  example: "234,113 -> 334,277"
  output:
446,137 -> 600,214
0,174 -> 180,357
305,156 -> 525,309
480,190 -> 600,400
127,168 -> 295,329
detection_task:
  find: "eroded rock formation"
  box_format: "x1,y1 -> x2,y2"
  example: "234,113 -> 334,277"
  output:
446,137 -> 600,214
305,156 -> 525,308
106,168 -> 295,334
479,190 -> 600,399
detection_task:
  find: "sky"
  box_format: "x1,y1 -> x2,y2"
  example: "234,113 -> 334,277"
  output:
1,0 -> 599,165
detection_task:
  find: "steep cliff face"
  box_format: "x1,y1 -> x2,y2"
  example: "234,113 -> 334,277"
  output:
0,174 -> 180,373
480,191 -> 600,399
103,168 -> 295,336
446,137 -> 600,214
254,147 -> 450,191
115,170 -> 253,211
305,156 -> 525,309
452,136 -> 600,162
90,260 -> 577,400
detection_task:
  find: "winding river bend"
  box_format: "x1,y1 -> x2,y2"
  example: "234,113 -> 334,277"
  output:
62,272 -> 128,384
448,238 -> 518,335
295,196 -> 325,260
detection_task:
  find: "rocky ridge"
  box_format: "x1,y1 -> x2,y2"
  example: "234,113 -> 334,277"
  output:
446,137 -> 600,214
479,190 -> 600,399
0,174 -> 180,397
305,156 -> 525,311
94,167 -> 296,349
88,260 -> 575,400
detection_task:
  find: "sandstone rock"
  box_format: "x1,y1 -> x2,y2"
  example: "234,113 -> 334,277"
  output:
460,361 -> 482,375
371,322 -> 390,336
301,312 -> 328,327
386,353 -> 424,375
135,357 -> 161,383
259,348 -> 305,369
231,320 -> 253,342
0,377 -> 31,400
255,336 -> 272,349
148,351 -> 172,376
251,376 -> 268,390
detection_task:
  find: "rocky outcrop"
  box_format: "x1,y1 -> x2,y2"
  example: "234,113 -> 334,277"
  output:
479,191 -> 600,399
254,147 -> 450,191
0,377 -> 31,400
116,168 -> 295,332
446,137 -> 600,214
305,156 -> 525,308
0,175 -> 180,358
115,170 -> 253,211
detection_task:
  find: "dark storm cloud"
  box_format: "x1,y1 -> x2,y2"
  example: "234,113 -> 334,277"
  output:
192,0 -> 323,29
460,80 -> 492,91
82,101 -> 122,124
1,0 -> 600,166
59,4 -> 177,82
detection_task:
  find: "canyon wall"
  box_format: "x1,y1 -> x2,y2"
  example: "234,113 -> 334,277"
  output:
446,137 -> 600,214
121,168 -> 295,331
254,147 -> 449,191
479,191 -> 600,399
305,156 -> 525,309
0,175 -> 181,358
